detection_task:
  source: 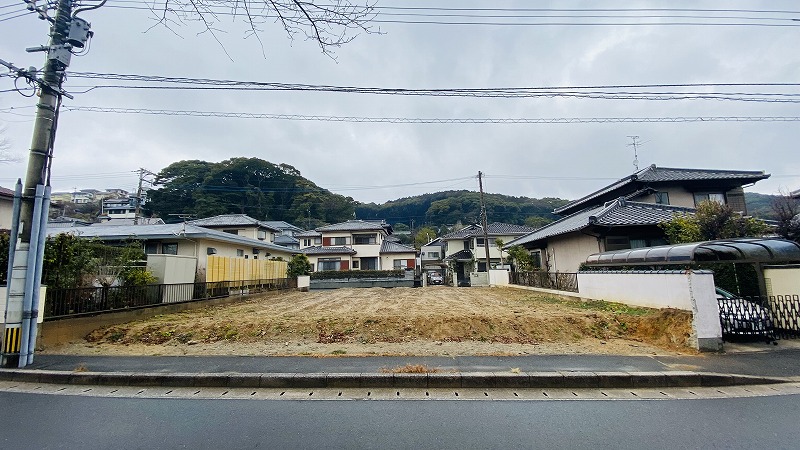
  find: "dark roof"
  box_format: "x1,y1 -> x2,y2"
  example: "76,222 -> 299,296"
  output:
506,198 -> 694,247
0,185 -> 15,198
444,249 -> 474,261
262,221 -> 305,233
585,238 -> 800,267
188,214 -> 279,231
295,230 -> 322,238
300,245 -> 357,256
316,220 -> 391,233
440,222 -> 536,240
554,165 -> 769,216
380,240 -> 417,254
46,223 -> 296,254
791,189 -> 800,199
273,235 -> 300,246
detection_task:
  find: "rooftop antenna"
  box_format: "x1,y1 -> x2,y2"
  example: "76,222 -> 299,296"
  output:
627,136 -> 642,171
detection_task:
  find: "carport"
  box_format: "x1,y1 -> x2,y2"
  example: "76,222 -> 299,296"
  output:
584,238 -> 800,297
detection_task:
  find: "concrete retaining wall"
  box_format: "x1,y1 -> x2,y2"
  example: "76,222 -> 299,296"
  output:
310,278 -> 414,289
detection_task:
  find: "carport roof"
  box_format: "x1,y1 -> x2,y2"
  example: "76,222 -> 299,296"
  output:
584,238 -> 800,267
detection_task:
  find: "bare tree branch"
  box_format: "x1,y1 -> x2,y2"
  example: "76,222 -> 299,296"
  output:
147,0 -> 378,56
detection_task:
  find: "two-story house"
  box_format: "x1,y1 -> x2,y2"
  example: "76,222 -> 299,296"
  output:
299,220 -> 417,272
505,165 -> 770,273
188,214 -> 279,243
440,222 -> 537,284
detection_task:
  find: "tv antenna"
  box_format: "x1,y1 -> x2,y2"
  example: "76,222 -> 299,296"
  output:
627,136 -> 642,171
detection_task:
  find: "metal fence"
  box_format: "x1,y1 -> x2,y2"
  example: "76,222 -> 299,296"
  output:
718,294 -> 800,341
44,278 -> 294,320
509,271 -> 579,293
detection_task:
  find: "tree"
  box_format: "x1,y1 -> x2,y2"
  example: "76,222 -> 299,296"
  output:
660,201 -> 770,244
286,254 -> 312,277
152,1 -> 377,56
505,245 -> 536,272
413,226 -> 438,249
0,125 -> 20,163
772,192 -> 800,243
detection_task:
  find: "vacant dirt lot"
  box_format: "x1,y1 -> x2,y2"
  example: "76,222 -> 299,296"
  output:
47,287 -> 696,357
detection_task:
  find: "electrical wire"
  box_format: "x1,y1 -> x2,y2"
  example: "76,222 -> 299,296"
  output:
58,106 -> 800,124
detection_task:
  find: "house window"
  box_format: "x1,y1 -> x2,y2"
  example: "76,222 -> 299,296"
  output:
145,242 -> 159,254
428,251 -> 439,258
604,236 -> 630,251
655,192 -> 670,205
236,249 -> 244,257
476,238 -> 496,247
694,192 -> 726,206
352,260 -> 360,269
223,229 -> 239,235
353,234 -> 377,245
162,243 -> 178,255
318,258 -> 341,271
531,251 -> 542,269
258,230 -> 267,240
332,237 -> 348,246
303,239 -> 312,247
393,259 -> 407,269
314,237 -> 322,245
361,257 -> 378,270
466,239 -> 474,249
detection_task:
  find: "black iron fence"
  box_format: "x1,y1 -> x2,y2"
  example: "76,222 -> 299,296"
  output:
509,271 -> 579,293
718,294 -> 800,340
44,278 -> 294,320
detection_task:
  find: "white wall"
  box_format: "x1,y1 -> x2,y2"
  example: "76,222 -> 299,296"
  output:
578,270 -> 722,351
147,254 -> 198,284
547,232 -> 601,273
0,197 -> 13,230
488,269 -> 509,286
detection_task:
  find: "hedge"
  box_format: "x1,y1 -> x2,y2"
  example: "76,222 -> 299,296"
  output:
310,269 -> 405,280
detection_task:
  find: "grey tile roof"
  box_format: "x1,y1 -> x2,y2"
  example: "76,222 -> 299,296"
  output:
47,223 -> 296,254
554,165 -> 769,215
315,220 -> 389,232
440,222 -> 536,240
444,249 -> 474,261
188,214 -> 279,231
300,245 -> 357,255
273,235 -> 300,245
506,199 -> 694,247
262,221 -> 305,233
380,240 -> 417,254
0,185 -> 15,198
791,189 -> 800,199
295,230 -> 322,238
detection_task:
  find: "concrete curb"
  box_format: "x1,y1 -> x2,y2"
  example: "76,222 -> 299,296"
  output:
0,369 -> 789,389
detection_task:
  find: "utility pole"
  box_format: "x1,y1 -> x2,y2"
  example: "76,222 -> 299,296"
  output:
2,0 -> 93,368
133,168 -> 154,224
477,171 -> 490,273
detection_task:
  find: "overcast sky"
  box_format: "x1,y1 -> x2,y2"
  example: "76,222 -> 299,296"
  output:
1,0 -> 799,207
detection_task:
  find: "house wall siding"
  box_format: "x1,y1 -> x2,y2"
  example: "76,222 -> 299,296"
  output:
546,232 -> 601,273
0,198 -> 12,230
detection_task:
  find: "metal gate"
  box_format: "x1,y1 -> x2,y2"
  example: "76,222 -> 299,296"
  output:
718,294 -> 800,340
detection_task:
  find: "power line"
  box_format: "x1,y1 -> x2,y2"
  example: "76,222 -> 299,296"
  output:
59,106 -> 800,124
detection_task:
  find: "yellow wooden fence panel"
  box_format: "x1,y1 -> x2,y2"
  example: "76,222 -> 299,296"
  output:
206,256 -> 288,282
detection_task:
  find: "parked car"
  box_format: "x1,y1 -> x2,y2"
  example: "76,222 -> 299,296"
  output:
716,287 -> 773,339
428,272 -> 444,285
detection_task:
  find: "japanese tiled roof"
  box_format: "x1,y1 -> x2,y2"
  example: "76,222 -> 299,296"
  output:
295,230 -> 322,238
0,185 -> 14,198
444,249 -> 474,261
188,214 -> 279,231
262,221 -> 305,233
440,222 -> 536,240
506,198 -> 694,247
380,240 -> 417,254
273,235 -> 299,246
315,220 -> 389,232
554,165 -> 769,216
300,245 -> 357,255
46,223 -> 296,253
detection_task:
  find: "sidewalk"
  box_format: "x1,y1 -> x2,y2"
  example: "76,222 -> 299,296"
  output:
2,346 -> 799,389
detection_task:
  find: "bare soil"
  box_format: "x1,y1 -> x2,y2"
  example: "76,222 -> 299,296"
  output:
46,287 -> 696,357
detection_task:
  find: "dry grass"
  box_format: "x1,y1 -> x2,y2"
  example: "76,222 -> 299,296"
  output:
57,287 -> 694,357
381,364 -> 440,374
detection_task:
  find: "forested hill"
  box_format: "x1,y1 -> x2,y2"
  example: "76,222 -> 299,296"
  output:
355,191 -> 568,229
145,158 -> 568,228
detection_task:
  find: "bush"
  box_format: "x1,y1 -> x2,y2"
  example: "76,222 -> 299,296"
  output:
310,270 -> 405,280
286,254 -> 312,277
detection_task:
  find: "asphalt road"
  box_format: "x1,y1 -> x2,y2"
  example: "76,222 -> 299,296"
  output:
2,392 -> 799,449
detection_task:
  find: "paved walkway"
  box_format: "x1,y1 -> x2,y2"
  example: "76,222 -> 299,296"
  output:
1,345 -> 798,389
